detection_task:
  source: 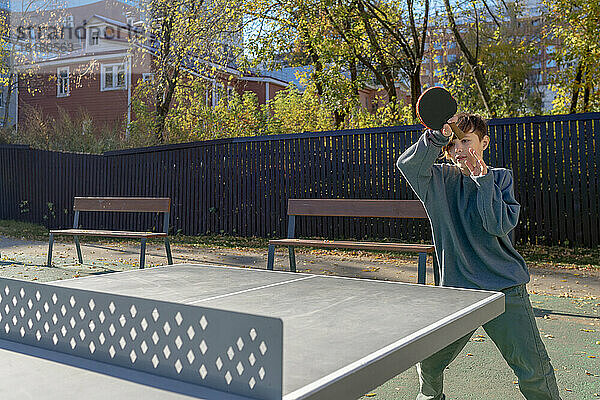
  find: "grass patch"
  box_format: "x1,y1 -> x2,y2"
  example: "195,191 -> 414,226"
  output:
0,220 -> 50,242
516,244 -> 600,270
0,220 -> 597,270
170,234 -> 269,249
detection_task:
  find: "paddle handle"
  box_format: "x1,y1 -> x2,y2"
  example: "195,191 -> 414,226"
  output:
447,122 -> 465,140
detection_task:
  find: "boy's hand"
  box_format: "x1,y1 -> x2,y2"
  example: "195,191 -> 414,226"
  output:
441,116 -> 458,137
465,148 -> 488,176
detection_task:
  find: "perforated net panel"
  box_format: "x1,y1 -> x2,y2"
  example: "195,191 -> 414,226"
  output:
0,278 -> 283,399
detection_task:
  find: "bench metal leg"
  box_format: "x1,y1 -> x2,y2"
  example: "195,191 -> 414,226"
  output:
267,245 -> 275,270
432,253 -> 441,286
47,233 -> 54,267
417,252 -> 426,284
288,247 -> 296,273
140,238 -> 147,269
164,238 -> 173,265
74,237 -> 83,264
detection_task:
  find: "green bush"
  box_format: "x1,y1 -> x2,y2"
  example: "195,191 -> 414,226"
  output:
4,105 -> 127,153
7,81 -> 413,154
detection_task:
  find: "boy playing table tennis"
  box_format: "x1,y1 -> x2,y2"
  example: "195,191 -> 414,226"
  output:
396,113 -> 561,400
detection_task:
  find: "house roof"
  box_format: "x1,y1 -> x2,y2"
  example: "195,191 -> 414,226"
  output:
86,14 -> 145,34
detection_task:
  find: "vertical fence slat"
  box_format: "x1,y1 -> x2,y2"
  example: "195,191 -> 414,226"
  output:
568,120 -> 582,245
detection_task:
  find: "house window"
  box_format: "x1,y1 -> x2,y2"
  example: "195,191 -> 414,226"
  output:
142,73 -> 155,83
0,89 -> 4,108
57,67 -> 69,97
101,63 -> 127,91
89,29 -> 99,46
212,82 -> 224,107
226,86 -> 235,107
63,15 -> 74,28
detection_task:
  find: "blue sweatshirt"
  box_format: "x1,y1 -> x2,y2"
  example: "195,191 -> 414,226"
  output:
396,129 -> 529,291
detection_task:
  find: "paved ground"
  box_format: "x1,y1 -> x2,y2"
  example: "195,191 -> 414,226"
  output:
0,236 -> 598,399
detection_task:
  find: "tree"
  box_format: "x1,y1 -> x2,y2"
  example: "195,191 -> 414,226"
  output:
245,0 -> 367,127
246,0 -> 430,124
436,6 -> 542,117
544,0 -> 600,113
0,7 -> 13,127
325,0 -> 430,120
441,0 -> 498,117
130,0 -> 247,142
3,0 -> 87,128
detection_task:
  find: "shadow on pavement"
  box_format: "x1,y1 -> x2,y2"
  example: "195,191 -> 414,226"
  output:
533,307 -> 600,320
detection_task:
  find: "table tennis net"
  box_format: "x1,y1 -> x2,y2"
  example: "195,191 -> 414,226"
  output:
0,277 -> 283,400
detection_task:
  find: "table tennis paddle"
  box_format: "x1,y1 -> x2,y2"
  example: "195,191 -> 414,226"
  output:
416,86 -> 465,139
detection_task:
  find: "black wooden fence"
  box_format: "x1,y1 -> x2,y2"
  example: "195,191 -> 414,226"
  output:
1,112 -> 599,247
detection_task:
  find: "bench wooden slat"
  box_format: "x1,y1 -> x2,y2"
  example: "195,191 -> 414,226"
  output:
269,238 -> 435,253
73,197 -> 171,213
287,199 -> 428,218
50,229 -> 167,238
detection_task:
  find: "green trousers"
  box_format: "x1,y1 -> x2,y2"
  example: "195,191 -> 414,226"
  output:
416,284 -> 562,400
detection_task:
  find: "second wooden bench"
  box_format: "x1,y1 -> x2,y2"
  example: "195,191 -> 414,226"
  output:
267,199 -> 439,285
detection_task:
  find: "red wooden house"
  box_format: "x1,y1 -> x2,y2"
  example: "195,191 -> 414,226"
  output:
15,1 -> 287,131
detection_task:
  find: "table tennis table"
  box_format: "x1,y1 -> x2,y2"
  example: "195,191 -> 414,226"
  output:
0,264 -> 504,400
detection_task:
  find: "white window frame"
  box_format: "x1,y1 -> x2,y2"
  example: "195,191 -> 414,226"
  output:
142,73 -> 155,83
89,29 -> 100,46
0,89 -> 5,108
63,15 -> 74,28
101,62 -> 128,91
212,82 -> 224,107
57,66 -> 70,97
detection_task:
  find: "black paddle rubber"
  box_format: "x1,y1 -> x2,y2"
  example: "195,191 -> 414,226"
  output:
416,87 -> 457,130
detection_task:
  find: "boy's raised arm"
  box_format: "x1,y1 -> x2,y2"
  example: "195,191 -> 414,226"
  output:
471,170 -> 520,237
396,129 -> 450,200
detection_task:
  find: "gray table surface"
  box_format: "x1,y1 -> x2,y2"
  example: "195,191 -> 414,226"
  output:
0,264 -> 504,399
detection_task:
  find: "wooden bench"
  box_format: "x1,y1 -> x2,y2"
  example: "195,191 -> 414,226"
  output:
47,197 -> 173,269
267,199 -> 440,285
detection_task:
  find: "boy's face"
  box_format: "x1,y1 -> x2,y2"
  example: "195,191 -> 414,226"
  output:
446,130 -> 490,175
